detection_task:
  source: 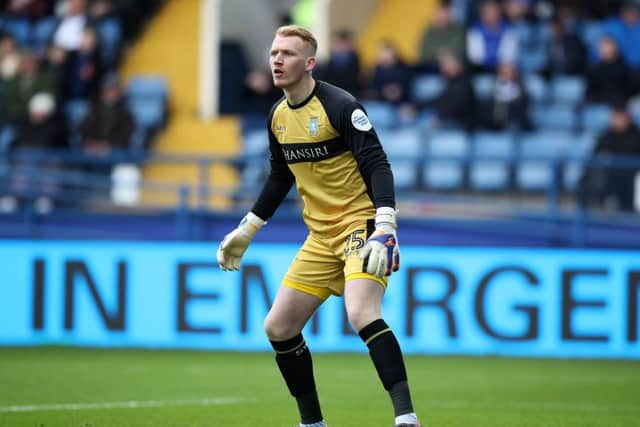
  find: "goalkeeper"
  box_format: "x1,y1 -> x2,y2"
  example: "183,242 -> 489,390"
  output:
217,25 -> 421,427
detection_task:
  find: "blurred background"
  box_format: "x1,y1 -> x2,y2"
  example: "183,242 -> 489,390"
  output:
0,0 -> 640,243
0,1 -> 639,425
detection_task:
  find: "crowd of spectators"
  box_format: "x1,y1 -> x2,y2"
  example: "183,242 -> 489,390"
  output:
236,0 -> 640,212
0,0 -> 162,154
0,0 -> 163,212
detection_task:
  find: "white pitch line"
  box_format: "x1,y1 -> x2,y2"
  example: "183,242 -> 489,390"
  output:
0,397 -> 253,413
427,399 -> 640,413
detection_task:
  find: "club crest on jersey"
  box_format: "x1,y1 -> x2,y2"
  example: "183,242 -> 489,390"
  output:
308,117 -> 319,136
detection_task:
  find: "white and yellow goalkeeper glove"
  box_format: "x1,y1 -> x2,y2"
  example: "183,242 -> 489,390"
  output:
217,212 -> 266,271
359,207 -> 400,278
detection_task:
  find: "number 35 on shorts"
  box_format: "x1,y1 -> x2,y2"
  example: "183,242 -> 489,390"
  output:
344,229 -> 366,257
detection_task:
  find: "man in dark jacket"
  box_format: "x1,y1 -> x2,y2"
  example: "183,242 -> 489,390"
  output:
584,103 -> 640,211
79,73 -> 134,156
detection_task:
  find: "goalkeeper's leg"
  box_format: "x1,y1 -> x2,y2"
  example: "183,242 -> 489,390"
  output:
345,278 -> 420,427
265,285 -> 326,426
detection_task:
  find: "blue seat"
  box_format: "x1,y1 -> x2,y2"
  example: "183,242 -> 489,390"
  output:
2,18 -> 30,46
361,101 -> 396,129
516,131 -> 572,191
412,75 -> 444,103
551,75 -> 586,106
469,131 -> 515,191
423,130 -> 469,190
126,75 -> 169,103
377,127 -> 422,189
523,74 -> 548,104
519,47 -> 548,73
31,17 -> 58,53
581,103 -> 611,133
630,102 -> 640,127
564,131 -> 598,191
242,129 -> 269,156
64,99 -> 90,130
579,20 -> 604,62
531,104 -> 577,131
97,18 -> 123,67
127,99 -> 165,130
0,125 -> 17,153
472,74 -> 495,100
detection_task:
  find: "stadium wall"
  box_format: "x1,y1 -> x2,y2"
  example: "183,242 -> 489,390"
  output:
1,241 -> 638,359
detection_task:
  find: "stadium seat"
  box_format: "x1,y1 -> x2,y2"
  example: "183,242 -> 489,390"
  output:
516,131 -> 572,191
64,99 -> 90,130
563,131 -> 598,191
377,127 -> 422,189
519,47 -> 548,73
581,103 -> 612,133
126,75 -> 169,103
0,125 -> 16,153
242,129 -> 269,156
31,17 -> 58,53
472,74 -> 495,100
551,75 -> 586,106
579,20 -> 604,62
531,104 -> 577,131
630,101 -> 640,127
423,130 -> 469,190
2,18 -> 30,46
469,131 -> 515,191
97,18 -> 123,67
127,99 -> 165,131
522,73 -> 548,104
361,101 -> 396,129
412,74 -> 444,103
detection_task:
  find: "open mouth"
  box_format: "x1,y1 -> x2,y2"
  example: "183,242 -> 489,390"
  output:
273,69 -> 284,78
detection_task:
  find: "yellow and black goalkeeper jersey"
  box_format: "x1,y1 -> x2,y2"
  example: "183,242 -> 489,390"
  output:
251,80 -> 395,237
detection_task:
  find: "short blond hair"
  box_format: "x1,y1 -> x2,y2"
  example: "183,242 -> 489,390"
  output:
275,25 -> 317,55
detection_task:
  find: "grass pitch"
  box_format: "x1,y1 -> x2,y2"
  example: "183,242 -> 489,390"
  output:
0,347 -> 638,427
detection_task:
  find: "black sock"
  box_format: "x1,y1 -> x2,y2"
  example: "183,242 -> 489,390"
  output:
271,334 -> 323,424
359,319 -> 415,416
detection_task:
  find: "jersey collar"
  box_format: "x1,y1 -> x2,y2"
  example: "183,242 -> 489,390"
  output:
287,80 -> 319,110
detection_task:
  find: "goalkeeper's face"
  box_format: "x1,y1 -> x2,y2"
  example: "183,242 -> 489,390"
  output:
270,35 -> 315,90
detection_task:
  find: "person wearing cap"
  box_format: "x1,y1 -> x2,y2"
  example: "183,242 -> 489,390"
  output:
13,92 -> 67,150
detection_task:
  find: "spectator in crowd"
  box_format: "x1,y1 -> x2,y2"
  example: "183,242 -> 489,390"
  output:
88,0 -> 126,21
586,36 -> 636,105
0,34 -> 20,80
544,14 -> 586,76
421,50 -> 476,130
315,30 -> 361,96
52,0 -> 89,52
1,34 -> 20,126
5,50 -> 57,123
79,73 -> 133,157
64,26 -> 103,101
7,92 -> 66,214
364,40 -> 412,106
12,91 -> 67,150
243,67 -> 281,115
480,61 -> 532,130
603,0 -> 640,70
503,0 -> 534,43
418,2 -> 466,73
467,0 -> 518,72
4,0 -> 55,20
584,103 -> 640,212
42,44 -> 68,100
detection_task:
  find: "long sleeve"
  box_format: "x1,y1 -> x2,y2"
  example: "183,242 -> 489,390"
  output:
250,129 -> 295,220
340,102 -> 395,209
